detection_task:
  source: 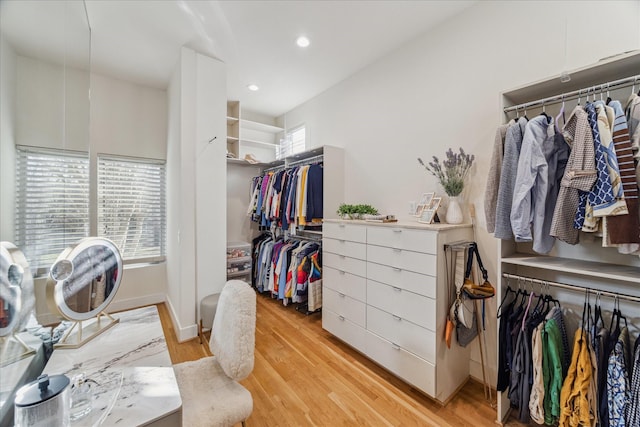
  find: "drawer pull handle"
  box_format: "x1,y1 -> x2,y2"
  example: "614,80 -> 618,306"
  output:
393,229 -> 402,233
393,315 -> 402,321
339,224 -> 346,228
339,270 -> 346,275
393,267 -> 402,272
393,248 -> 402,253
391,344 -> 401,350
339,239 -> 346,243
339,255 -> 346,259
393,286 -> 402,292
338,315 -> 345,321
339,292 -> 346,298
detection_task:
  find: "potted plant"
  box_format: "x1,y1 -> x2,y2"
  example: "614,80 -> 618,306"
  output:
418,148 -> 474,224
337,204 -> 378,220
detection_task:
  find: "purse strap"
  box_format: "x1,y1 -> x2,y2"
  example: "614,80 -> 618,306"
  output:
465,243 -> 488,282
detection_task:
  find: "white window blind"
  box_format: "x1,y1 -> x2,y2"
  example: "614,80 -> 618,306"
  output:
15,146 -> 90,271
277,125 -> 306,159
97,155 -> 166,263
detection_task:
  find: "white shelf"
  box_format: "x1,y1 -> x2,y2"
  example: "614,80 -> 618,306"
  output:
240,119 -> 283,134
240,138 -> 279,147
227,270 -> 251,279
226,158 -> 262,167
226,116 -> 239,124
501,255 -> 640,285
227,256 -> 251,264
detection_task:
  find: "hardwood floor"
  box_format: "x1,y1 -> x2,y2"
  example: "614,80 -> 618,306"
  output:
157,295 -> 529,426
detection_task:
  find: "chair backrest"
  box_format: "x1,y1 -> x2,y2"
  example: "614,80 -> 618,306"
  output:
209,280 -> 256,381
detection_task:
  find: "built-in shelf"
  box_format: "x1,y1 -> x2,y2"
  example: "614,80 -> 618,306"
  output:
227,158 -> 262,167
241,138 -> 279,147
227,256 -> 251,264
227,270 -> 251,278
226,116 -> 239,125
240,119 -> 283,134
501,255 -> 640,285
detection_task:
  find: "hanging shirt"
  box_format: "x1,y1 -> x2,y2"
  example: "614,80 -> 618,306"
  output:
606,100 -> 640,249
495,118 -> 528,240
559,329 -> 596,427
607,327 -> 631,427
529,322 -> 546,424
550,106 -> 597,245
626,337 -> 640,426
542,317 -> 564,425
486,122 -> 512,233
511,115 -> 569,254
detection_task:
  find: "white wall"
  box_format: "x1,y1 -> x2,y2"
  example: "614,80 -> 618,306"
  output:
227,164 -> 261,244
281,0 -> 640,382
0,36 -> 16,242
166,47 -> 227,342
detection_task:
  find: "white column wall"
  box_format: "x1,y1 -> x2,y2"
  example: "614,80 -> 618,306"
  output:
281,0 -> 640,382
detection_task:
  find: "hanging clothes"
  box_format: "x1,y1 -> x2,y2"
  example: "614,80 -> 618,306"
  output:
485,121 -> 513,233
605,100 -> 640,249
626,336 -> 640,426
607,327 -> 631,427
550,106 -> 597,245
625,93 -> 640,185
495,117 -> 528,240
559,329 -> 596,426
510,115 -> 569,254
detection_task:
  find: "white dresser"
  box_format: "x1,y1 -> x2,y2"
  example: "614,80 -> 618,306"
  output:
323,219 -> 473,404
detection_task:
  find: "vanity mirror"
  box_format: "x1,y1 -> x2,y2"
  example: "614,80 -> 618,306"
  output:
0,242 -> 35,364
46,237 -> 123,348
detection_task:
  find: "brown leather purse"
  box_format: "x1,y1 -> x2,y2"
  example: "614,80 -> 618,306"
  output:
463,243 -> 495,299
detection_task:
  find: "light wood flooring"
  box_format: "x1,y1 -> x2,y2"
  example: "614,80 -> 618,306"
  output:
157,294 -> 529,426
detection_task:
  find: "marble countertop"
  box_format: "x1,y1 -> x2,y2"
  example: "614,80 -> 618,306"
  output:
324,218 -> 472,231
43,305 -> 181,427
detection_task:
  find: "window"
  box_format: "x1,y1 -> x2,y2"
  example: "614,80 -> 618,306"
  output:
276,125 -> 306,159
98,155 -> 166,263
15,146 -> 90,271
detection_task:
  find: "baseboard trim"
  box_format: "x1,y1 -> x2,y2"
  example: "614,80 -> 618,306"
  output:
108,293 -> 166,313
165,296 -> 198,343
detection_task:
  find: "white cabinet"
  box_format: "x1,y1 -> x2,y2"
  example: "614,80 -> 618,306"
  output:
322,220 -> 473,403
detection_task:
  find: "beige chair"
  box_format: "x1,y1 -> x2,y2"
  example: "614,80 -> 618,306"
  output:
173,280 -> 256,427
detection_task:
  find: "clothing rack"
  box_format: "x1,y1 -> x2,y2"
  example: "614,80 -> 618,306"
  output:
263,164 -> 286,173
503,73 -> 640,114
287,154 -> 323,168
502,273 -> 640,304
286,232 -> 322,242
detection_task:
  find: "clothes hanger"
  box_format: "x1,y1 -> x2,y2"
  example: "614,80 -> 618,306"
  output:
605,83 -> 612,105
615,294 -> 628,329
497,277 -> 515,318
555,96 -> 566,133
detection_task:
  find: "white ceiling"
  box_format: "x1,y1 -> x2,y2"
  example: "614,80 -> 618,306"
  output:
2,0 -> 476,117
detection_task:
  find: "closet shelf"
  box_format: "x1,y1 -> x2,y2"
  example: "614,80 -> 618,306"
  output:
227,158 -> 263,167
240,138 -> 279,147
226,116 -> 239,125
227,270 -> 251,278
501,255 -> 640,284
240,119 -> 283,134
227,256 -> 251,264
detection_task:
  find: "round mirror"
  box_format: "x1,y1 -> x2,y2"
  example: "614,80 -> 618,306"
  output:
46,238 -> 122,321
0,242 -> 34,337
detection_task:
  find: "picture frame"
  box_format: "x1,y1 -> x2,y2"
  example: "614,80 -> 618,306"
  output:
418,196 -> 442,224
418,192 -> 435,207
414,204 -> 426,217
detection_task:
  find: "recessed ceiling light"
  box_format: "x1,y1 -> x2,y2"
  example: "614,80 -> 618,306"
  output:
296,36 -> 310,48
247,84 -> 259,91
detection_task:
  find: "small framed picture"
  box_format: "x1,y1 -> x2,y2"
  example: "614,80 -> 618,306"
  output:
414,204 -> 426,217
418,196 -> 442,224
419,192 -> 435,207
419,208 -> 437,224
429,196 -> 442,211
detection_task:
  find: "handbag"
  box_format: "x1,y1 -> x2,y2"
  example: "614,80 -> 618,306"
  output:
462,243 -> 495,299
456,304 -> 478,347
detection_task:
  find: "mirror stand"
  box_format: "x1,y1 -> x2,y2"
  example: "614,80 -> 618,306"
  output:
54,312 -> 120,349
0,334 -> 35,366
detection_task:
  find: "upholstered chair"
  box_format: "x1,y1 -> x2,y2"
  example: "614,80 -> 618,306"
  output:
173,280 -> 257,427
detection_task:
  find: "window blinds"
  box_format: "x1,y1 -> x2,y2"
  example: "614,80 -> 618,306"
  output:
97,155 -> 166,263
277,125 -> 306,159
15,146 -> 90,271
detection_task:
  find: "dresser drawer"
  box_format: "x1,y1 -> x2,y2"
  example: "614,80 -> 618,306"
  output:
323,309 -> 367,354
367,245 -> 436,276
367,305 -> 436,363
366,227 -> 437,254
323,238 -> 366,260
323,288 -> 366,327
366,262 -> 436,299
324,222 -> 366,243
367,280 -> 435,331
324,252 -> 366,277
323,266 -> 366,302
365,330 -> 436,396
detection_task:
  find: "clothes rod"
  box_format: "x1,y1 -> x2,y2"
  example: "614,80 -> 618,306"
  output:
501,273 -> 640,304
287,154 -> 324,168
503,74 -> 640,114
